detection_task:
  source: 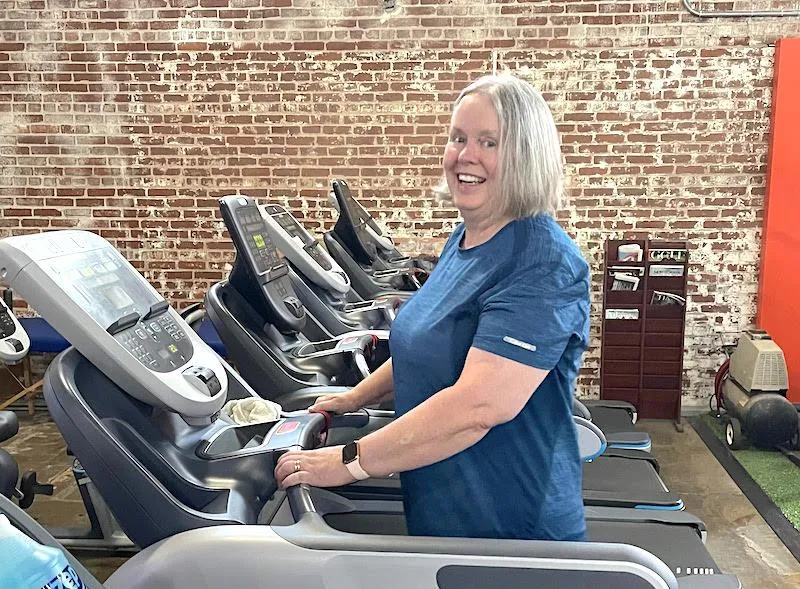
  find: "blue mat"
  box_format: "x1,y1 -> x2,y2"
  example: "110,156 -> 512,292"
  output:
18,318 -> 69,353
194,318 -> 227,357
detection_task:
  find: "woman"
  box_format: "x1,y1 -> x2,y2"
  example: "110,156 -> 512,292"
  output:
275,74 -> 590,542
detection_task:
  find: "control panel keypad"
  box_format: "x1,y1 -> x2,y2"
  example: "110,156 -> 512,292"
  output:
235,205 -> 282,276
116,314 -> 194,373
0,308 -> 16,339
307,245 -> 333,271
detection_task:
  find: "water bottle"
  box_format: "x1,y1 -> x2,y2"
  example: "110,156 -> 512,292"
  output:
0,514 -> 85,589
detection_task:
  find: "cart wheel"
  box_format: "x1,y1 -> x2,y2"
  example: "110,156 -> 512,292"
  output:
725,416 -> 745,450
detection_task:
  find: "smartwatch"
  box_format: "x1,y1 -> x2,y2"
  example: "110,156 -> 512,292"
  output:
342,441 -> 371,480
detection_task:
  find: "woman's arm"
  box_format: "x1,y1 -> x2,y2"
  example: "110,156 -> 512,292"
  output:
358,347 -> 549,478
349,357 -> 395,407
275,348 -> 550,489
310,358 -> 395,413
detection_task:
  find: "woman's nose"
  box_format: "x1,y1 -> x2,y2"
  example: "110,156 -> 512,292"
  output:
457,140 -> 478,162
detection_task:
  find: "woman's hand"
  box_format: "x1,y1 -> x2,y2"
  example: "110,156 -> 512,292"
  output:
309,392 -> 361,414
274,447 -> 355,489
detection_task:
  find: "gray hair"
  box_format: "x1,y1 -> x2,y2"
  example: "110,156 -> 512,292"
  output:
434,74 -> 564,219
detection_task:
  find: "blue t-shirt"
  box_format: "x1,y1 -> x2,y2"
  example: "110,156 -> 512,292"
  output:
389,215 -> 590,541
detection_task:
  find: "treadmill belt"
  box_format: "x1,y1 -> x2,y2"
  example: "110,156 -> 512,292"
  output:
587,520 -> 720,576
588,406 -> 638,434
338,457 -> 680,509
582,457 -> 681,508
326,512 -> 721,578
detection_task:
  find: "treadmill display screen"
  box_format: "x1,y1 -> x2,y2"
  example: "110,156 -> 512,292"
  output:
274,211 -> 305,242
44,248 -> 162,332
235,205 -> 281,275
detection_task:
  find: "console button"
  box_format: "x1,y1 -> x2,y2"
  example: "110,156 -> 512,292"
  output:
284,297 -> 304,318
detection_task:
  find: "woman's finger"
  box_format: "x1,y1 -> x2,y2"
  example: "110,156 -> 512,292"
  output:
274,460 -> 291,482
278,470 -> 306,489
310,397 -> 338,410
275,452 -> 297,471
275,452 -> 306,481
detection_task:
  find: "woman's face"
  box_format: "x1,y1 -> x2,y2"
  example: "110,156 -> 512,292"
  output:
443,92 -> 501,219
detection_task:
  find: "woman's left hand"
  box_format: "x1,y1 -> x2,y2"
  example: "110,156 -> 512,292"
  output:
274,446 -> 356,490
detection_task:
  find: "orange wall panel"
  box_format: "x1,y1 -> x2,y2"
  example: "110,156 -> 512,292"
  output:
758,37 -> 800,403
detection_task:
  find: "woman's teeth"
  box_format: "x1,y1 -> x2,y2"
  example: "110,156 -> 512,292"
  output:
458,174 -> 485,184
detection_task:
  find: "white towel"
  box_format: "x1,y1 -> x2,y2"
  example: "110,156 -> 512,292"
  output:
222,398 -> 282,425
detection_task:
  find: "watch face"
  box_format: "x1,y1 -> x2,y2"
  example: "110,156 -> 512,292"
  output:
342,441 -> 358,464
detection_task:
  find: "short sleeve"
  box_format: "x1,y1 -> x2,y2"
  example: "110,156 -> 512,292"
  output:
472,261 -> 589,371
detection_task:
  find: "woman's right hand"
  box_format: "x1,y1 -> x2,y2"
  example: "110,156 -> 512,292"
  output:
309,391 -> 362,415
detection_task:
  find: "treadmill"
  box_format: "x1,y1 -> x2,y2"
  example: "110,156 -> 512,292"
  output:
0,295 -> 30,503
0,493 -> 734,589
323,179 -> 429,299
205,195 -> 392,408
0,292 -> 29,365
0,229 -> 739,587
574,398 -> 651,452
258,202 -> 400,337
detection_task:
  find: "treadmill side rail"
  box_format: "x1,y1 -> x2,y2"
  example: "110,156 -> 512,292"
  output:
106,523 -> 681,589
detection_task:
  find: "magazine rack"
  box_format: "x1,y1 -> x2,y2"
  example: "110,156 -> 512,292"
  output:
600,240 -> 689,430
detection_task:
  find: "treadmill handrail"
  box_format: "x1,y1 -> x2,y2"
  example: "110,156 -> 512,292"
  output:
278,483 -> 678,586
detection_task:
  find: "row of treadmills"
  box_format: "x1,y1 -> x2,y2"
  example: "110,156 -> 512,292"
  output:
0,178 -> 741,588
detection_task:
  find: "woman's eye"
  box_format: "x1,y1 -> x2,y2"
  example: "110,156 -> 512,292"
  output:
483,139 -> 497,148
451,136 -> 465,144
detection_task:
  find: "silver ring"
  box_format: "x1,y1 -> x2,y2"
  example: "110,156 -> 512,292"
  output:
293,459 -> 301,473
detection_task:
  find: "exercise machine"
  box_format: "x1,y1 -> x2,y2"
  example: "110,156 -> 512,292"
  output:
323,179 -> 430,299
206,195 -> 390,405
0,297 -> 53,511
0,293 -> 28,365
321,179 -> 650,450
574,398 -> 652,452
0,408 -> 133,553
0,269 -> 139,553
248,198 -> 653,451
0,485 -> 736,589
258,202 -> 400,336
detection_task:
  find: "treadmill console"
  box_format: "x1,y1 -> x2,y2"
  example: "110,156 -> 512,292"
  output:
331,179 -> 380,265
335,185 -> 396,254
219,195 -> 306,334
113,305 -> 193,374
0,296 -> 29,364
0,231 -> 228,419
259,203 -> 351,295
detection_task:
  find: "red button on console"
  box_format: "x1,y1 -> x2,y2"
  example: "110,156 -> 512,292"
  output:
275,421 -> 300,435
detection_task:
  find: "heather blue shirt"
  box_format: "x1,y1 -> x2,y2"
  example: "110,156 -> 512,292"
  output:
389,215 -> 589,541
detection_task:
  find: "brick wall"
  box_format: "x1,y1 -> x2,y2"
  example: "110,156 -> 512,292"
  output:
2,0 -> 800,405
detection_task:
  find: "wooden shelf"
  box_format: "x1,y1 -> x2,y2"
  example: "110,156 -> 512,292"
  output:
600,239 -> 688,427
